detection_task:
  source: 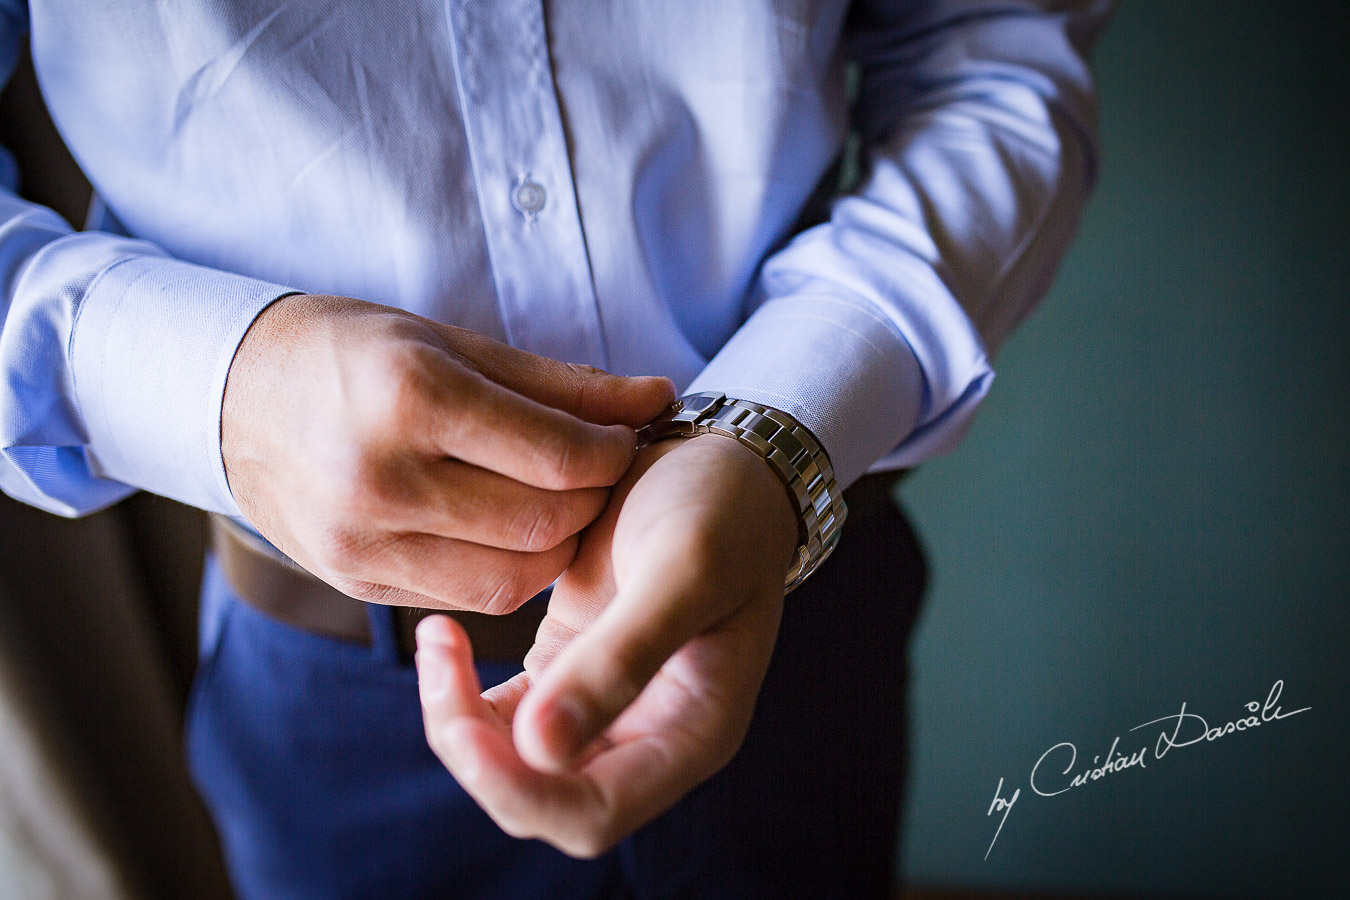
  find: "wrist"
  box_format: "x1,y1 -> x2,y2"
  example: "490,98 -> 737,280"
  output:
636,392 -> 848,591
634,432 -> 798,577
221,292 -> 309,495
694,431 -> 799,560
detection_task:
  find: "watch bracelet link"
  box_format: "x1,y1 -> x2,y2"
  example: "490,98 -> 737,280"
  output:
634,391 -> 848,593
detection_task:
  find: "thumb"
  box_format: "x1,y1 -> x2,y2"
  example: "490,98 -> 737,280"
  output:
436,325 -> 676,426
511,564 -> 717,772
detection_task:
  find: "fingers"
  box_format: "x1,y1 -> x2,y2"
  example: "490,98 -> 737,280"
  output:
364,457 -> 609,552
416,617 -> 599,850
442,725 -> 690,858
435,325 -> 676,427
417,363 -> 640,490
415,615 -> 491,718
414,606 -> 775,859
521,613 -> 583,681
482,670 -> 532,725
511,559 -> 723,771
410,435 -> 795,858
223,295 -> 672,616
318,530 -> 577,614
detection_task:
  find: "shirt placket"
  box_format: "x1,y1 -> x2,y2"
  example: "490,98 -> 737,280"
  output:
445,0 -> 607,369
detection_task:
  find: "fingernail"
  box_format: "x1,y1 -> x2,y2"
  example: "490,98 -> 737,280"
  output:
417,649 -> 449,701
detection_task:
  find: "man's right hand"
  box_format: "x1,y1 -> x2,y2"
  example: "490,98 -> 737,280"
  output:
221,293 -> 675,613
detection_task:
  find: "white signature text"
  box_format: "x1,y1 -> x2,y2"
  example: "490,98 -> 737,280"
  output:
984,679 -> 1310,860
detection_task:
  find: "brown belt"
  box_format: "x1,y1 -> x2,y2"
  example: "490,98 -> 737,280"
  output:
209,515 -> 546,663
209,472 -> 900,665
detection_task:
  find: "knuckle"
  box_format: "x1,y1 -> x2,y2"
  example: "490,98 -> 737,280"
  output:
342,580 -> 402,607
429,731 -> 480,777
432,365 -> 489,445
533,433 -> 578,490
562,362 -> 603,407
558,826 -> 613,860
507,500 -> 565,552
366,344 -> 435,426
709,731 -> 746,774
329,575 -> 369,600
494,815 -> 534,842
425,730 -> 451,761
309,526 -> 368,576
321,452 -> 383,517
565,362 -> 605,379
472,571 -> 528,616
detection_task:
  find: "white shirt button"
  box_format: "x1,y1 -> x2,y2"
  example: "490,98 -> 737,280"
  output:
512,180 -> 547,215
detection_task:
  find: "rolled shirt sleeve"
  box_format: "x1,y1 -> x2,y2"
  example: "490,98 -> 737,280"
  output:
691,0 -> 1112,487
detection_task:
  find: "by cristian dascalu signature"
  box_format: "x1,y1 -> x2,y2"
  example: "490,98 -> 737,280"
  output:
984,679 -> 1310,860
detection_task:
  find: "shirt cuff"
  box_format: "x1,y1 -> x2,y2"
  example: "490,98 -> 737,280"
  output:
70,255 -> 294,516
686,282 -> 994,487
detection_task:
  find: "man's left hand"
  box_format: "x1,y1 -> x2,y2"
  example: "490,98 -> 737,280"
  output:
414,432 -> 798,857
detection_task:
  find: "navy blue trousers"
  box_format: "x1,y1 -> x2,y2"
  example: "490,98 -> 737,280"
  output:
186,487 -> 925,899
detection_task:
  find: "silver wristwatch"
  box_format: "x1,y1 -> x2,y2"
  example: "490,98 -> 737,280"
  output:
635,391 -> 847,593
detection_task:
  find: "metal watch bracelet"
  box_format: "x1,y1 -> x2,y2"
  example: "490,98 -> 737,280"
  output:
634,391 -> 847,593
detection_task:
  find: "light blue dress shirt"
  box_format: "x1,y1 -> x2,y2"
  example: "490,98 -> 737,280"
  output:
0,0 -> 1108,520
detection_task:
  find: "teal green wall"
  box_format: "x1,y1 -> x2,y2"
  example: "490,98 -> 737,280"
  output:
897,3 -> 1349,897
